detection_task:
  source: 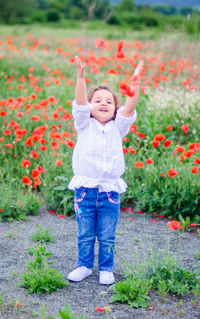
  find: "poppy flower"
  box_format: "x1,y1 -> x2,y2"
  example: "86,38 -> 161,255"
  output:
167,168 -> 179,178
129,147 -> 136,154
32,169 -> 41,178
166,125 -> 173,131
137,132 -> 145,139
145,159 -> 154,164
175,146 -> 185,153
21,159 -> 31,168
191,166 -> 198,175
184,150 -> 194,158
55,159 -> 62,166
30,150 -> 39,159
163,140 -> 171,148
36,165 -> 46,173
96,307 -> 105,312
152,140 -> 159,148
181,124 -> 188,133
193,158 -> 200,164
22,175 -> 32,186
168,221 -> 183,230
154,134 -> 165,141
135,161 -> 144,168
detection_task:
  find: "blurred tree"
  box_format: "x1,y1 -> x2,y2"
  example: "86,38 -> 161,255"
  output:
152,4 -> 176,15
180,6 -> 193,16
117,0 -> 135,12
0,0 -> 37,23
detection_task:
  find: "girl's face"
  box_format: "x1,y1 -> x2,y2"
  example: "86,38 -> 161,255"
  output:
90,89 -> 116,125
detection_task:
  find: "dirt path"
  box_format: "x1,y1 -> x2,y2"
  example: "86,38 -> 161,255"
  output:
0,207 -> 200,319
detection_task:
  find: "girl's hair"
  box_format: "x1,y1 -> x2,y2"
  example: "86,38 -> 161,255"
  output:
87,85 -> 120,120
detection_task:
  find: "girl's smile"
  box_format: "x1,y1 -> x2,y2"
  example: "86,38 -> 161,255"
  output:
90,89 -> 116,125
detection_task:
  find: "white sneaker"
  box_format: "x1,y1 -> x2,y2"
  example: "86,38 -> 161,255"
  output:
67,266 -> 92,282
99,271 -> 115,285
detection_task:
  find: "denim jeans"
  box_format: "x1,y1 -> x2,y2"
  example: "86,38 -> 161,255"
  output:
74,187 -> 120,272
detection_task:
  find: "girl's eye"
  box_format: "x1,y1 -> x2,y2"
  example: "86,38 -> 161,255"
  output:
95,100 -> 100,103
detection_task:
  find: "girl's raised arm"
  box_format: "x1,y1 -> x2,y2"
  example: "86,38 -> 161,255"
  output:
75,56 -> 87,105
120,60 -> 144,117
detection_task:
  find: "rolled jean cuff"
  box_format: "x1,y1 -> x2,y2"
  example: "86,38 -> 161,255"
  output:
99,267 -> 113,272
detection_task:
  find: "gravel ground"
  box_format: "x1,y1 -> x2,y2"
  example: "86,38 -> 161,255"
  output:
0,206 -> 200,319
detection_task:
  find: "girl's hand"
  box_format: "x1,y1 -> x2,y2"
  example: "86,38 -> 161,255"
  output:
134,60 -> 144,77
75,56 -> 85,79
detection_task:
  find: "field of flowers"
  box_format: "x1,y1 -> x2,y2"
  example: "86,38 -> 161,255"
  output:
0,25 -> 200,223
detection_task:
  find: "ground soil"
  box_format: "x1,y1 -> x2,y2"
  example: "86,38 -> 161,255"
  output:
0,207 -> 200,319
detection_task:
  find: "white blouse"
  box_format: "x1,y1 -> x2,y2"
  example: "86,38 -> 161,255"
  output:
68,101 -> 137,193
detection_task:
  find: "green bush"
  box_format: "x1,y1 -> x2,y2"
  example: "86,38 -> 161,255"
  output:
21,245 -> 67,294
46,9 -> 61,22
68,6 -> 84,20
32,10 -> 47,23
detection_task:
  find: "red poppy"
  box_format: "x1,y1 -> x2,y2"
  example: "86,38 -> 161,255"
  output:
167,168 -> 179,178
175,146 -> 185,153
193,158 -> 200,164
152,140 -> 159,148
30,150 -> 39,159
128,147 -> 136,154
36,165 -> 46,173
22,175 -> 32,186
21,159 -> 31,168
160,173 -> 166,177
96,307 -> 105,312
123,147 -> 128,153
184,150 -> 194,158
154,134 -> 165,141
55,159 -> 62,166
145,159 -> 154,164
137,132 -> 145,139
163,140 -> 171,148
40,145 -> 47,151
135,161 -> 144,168
181,124 -> 188,133
32,169 -> 41,178
166,125 -> 173,131
191,166 -> 198,175
168,221 -> 183,230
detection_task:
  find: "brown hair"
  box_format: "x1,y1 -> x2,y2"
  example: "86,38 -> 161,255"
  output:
87,85 -> 120,120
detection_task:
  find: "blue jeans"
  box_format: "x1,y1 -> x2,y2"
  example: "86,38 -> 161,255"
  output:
74,187 -> 120,272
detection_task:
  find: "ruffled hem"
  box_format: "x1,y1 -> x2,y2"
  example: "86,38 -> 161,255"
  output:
68,175 -> 127,194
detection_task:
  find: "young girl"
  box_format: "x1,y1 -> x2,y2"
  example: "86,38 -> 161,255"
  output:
67,56 -> 144,285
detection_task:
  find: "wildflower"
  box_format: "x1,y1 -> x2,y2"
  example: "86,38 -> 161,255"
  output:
191,166 -> 198,175
21,159 -> 31,168
22,176 -> 32,186
181,124 -> 188,133
175,146 -> 185,153
166,125 -> 172,131
145,159 -> 154,164
168,221 -> 183,230
154,134 -> 165,141
152,140 -> 159,148
55,159 -> 62,166
128,147 -> 136,154
96,307 -> 105,312
135,161 -> 144,168
160,173 -> 166,177
193,158 -> 200,164
163,140 -> 171,147
184,150 -> 194,158
30,150 -> 39,159
167,168 -> 179,178
137,132 -> 145,139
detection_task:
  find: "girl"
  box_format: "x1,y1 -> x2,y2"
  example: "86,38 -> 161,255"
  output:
67,56 -> 144,285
